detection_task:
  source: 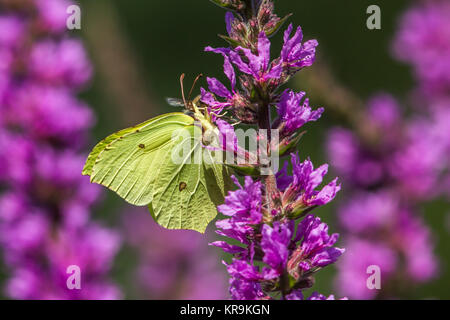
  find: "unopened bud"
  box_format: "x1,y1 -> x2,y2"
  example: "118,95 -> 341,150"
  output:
226,163 -> 260,177
287,247 -> 303,280
265,13 -> 292,37
295,276 -> 315,290
275,131 -> 306,157
209,0 -> 234,10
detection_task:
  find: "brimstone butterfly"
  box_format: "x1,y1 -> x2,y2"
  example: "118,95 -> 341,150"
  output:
83,75 -> 233,233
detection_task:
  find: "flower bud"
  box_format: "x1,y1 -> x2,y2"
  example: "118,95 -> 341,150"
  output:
274,131 -> 306,157
209,0 -> 235,10
265,14 -> 292,37
294,276 -> 315,290
287,248 -> 301,278
226,163 -> 261,177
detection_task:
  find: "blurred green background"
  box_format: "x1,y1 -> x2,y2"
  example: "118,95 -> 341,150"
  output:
73,0 -> 449,299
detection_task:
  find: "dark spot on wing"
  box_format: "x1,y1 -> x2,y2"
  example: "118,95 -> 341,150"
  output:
179,182 -> 187,191
139,144 -> 145,149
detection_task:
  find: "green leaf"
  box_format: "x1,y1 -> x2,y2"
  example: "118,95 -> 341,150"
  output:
83,112 -> 232,233
209,0 -> 234,10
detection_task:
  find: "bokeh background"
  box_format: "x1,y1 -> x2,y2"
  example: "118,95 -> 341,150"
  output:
0,0 -> 449,299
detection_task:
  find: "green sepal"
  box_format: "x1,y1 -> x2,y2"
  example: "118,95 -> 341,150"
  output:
225,163 -> 260,177
287,204 -> 318,220
219,34 -> 243,48
209,0 -> 235,10
276,131 -> 306,157
266,13 -> 293,37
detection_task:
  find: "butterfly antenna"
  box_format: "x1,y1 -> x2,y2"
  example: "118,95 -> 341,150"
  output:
188,73 -> 203,102
179,73 -> 188,108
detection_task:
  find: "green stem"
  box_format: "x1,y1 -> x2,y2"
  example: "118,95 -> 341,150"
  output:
258,102 -> 277,214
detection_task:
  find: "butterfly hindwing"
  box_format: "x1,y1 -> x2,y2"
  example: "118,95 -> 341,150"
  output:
149,125 -> 232,233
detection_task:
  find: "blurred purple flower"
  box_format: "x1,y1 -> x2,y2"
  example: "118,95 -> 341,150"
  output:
0,0 -> 121,299
29,39 -> 93,88
335,238 -> 397,300
393,1 -> 450,97
6,85 -> 94,146
338,192 -> 396,234
35,0 -> 74,33
0,15 -> 26,48
367,93 -> 401,130
124,208 -> 227,300
394,212 -> 438,282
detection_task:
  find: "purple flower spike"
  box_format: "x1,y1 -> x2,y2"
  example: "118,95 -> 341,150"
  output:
278,89 -> 324,135
203,3 -> 344,301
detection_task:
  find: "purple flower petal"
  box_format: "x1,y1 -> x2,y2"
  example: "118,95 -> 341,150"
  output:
257,32 -> 271,71
205,46 -> 236,90
225,12 -> 234,35
207,77 -> 232,99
